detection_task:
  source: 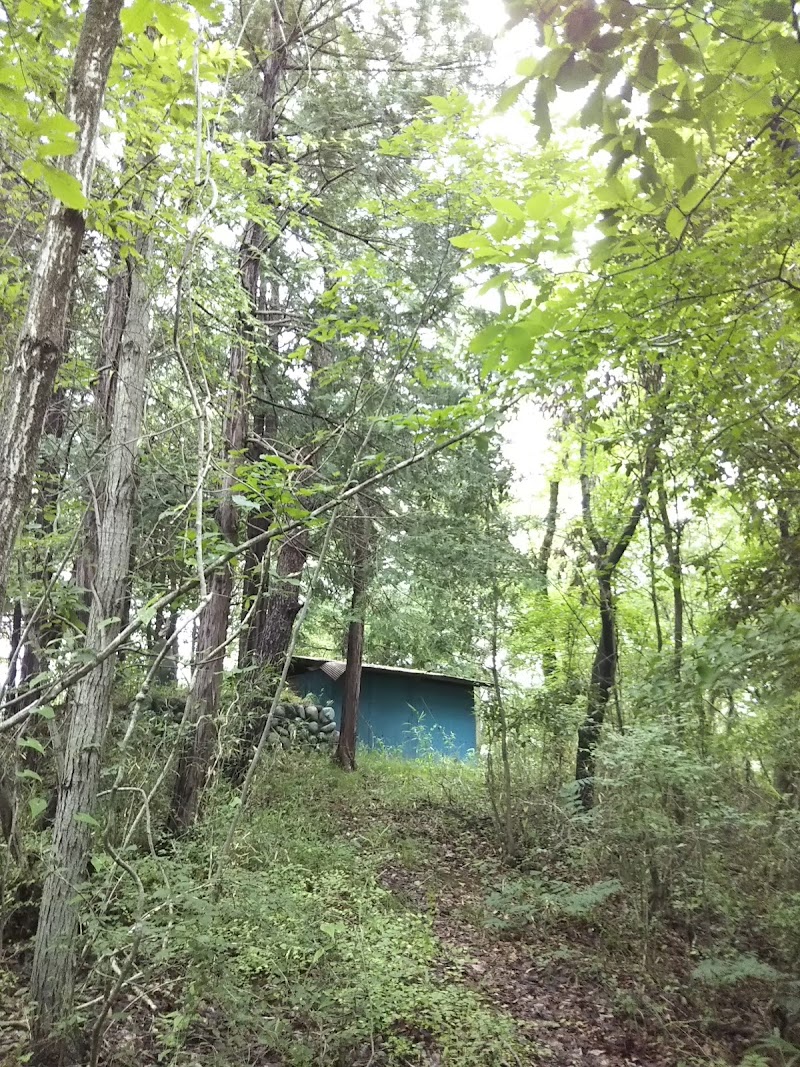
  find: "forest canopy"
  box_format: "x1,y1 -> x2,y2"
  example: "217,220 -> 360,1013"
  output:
1,0 -> 799,1064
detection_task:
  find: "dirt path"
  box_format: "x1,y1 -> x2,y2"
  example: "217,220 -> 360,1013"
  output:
344,801 -> 729,1067
379,862 -> 648,1066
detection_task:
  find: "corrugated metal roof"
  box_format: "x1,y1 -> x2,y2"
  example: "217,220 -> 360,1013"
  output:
290,655 -> 486,688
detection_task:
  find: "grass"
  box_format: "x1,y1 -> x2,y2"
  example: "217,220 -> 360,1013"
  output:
83,750 -> 523,1067
5,746 -> 799,1066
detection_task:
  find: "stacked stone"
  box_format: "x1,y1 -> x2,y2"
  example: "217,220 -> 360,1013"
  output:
267,700 -> 340,751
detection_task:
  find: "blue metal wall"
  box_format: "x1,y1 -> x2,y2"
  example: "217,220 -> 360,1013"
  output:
288,668 -> 476,760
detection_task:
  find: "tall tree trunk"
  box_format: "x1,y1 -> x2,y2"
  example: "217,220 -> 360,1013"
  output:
168,567 -> 233,831
337,608 -> 365,773
0,0 -> 123,606
575,569 -> 616,809
646,505 -> 664,654
168,297 -> 249,829
535,480 -> 559,680
30,235 -> 150,1060
169,1 -> 289,810
336,501 -> 373,772
575,436 -> 660,810
657,475 -> 684,682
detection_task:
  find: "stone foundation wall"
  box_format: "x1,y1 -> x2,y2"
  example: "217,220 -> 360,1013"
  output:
267,700 -> 339,751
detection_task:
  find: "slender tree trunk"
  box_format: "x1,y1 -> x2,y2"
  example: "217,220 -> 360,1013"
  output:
169,315 -> 248,827
490,579 -> 515,855
336,502 -> 373,772
168,567 -> 232,831
575,430 -> 661,810
239,394 -> 277,666
0,0 -> 123,606
575,569 -> 616,809
535,480 -> 559,680
253,520 -> 310,666
30,235 -> 150,1060
657,476 -> 684,681
244,321 -> 330,671
337,613 -> 364,772
646,505 -> 664,654
10,388 -> 72,687
171,3 -> 289,805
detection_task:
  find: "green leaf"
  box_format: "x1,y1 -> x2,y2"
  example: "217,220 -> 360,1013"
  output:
579,85 -> 604,127
16,769 -> 42,782
666,40 -> 701,68
320,920 -> 345,938
649,126 -> 686,160
487,196 -> 525,221
153,0 -> 191,37
121,0 -> 156,33
469,323 -> 504,354
41,166 -> 88,210
18,737 -> 46,755
29,796 -> 48,821
672,138 -> 698,187
36,705 -> 55,720
426,95 -> 453,115
589,235 -> 620,269
0,83 -> 28,121
504,324 -> 534,371
770,34 -> 800,74
37,114 -> 79,136
534,80 -> 553,145
741,84 -> 773,118
496,78 -> 529,113
450,230 -> 492,250
637,42 -> 659,87
556,55 -> 595,92
73,812 -> 101,829
524,190 -> 554,221
232,494 -> 260,510
665,207 -> 684,240
678,184 -> 707,214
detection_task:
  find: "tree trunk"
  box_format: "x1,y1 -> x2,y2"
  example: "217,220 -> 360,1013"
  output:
171,2 -> 289,807
574,428 -> 661,810
337,615 -> 364,773
0,0 -> 123,607
575,570 -> 616,809
253,508 -> 311,665
535,480 -> 559,680
336,503 -> 373,772
646,505 -> 664,654
657,476 -> 684,681
168,567 -> 232,831
30,236 -> 150,1060
168,316 -> 247,828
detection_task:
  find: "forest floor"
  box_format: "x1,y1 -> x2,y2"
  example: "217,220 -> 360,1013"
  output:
334,786 -> 746,1067
1,753 -> 774,1066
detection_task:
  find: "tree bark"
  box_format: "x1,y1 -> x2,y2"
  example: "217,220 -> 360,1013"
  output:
168,567 -> 232,831
646,505 -> 664,654
575,435 -> 660,810
0,0 -> 123,607
535,480 -> 559,680
170,0 -> 289,809
337,614 -> 364,772
336,502 -> 373,772
168,320 -> 247,828
30,235 -> 150,1059
657,475 -> 684,682
575,569 -> 616,809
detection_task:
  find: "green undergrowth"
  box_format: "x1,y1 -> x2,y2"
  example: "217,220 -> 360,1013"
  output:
89,751 -> 521,1067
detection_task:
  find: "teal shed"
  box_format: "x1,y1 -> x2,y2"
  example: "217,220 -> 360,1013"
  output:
287,657 -> 479,759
